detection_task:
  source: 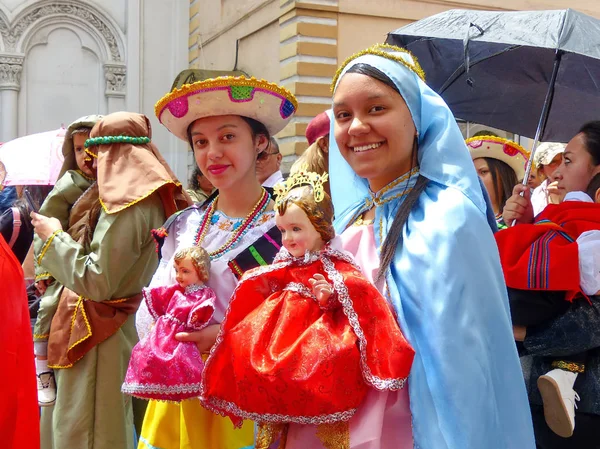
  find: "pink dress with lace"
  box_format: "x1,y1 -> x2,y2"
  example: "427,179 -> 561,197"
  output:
122,283 -> 215,401
285,224 -> 414,449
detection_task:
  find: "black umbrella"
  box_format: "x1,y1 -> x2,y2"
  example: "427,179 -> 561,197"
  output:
386,9 -> 600,180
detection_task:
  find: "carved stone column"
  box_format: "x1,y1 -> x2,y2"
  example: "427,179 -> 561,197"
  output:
0,55 -> 24,142
104,63 -> 127,113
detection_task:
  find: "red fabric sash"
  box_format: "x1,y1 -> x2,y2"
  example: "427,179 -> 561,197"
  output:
495,201 -> 600,300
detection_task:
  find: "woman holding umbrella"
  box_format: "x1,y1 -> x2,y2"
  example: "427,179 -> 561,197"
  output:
503,121 -> 600,448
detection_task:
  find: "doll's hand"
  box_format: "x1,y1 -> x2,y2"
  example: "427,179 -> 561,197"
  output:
175,323 -> 220,353
309,274 -> 334,308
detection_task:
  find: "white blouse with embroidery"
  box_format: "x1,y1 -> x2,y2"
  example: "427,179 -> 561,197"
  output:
135,206 -> 276,339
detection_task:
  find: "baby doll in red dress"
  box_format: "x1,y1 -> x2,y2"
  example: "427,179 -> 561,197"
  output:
201,170 -> 415,449
122,246 -> 215,401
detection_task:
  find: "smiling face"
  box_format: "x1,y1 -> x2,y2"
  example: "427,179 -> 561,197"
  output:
72,132 -> 94,177
189,115 -> 267,192
333,72 -> 417,192
275,202 -> 324,258
174,256 -> 202,289
554,133 -> 600,196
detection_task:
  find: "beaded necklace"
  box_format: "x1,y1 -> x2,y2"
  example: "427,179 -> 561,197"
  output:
194,188 -> 270,260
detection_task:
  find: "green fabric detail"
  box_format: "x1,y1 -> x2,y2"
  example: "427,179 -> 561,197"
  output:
230,85 -> 254,100
85,136 -> 150,148
249,245 -> 267,266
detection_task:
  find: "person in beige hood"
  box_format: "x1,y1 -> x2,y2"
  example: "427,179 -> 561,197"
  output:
32,112 -> 189,449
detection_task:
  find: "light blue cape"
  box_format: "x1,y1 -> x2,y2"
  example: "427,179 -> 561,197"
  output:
330,51 -> 535,449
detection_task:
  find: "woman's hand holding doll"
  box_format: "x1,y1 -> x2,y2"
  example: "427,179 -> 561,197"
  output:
309,273 -> 334,308
176,324 -> 220,353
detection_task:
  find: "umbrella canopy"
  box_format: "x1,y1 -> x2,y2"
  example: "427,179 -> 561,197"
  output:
386,9 -> 600,142
0,128 -> 66,186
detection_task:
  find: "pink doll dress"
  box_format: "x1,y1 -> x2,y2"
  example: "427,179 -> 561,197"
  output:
122,283 -> 215,401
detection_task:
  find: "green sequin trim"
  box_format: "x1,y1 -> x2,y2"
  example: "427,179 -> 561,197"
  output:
230,85 -> 254,100
84,135 -> 150,148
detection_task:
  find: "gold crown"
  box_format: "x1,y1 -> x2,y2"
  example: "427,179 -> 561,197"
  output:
273,168 -> 329,209
331,43 -> 426,92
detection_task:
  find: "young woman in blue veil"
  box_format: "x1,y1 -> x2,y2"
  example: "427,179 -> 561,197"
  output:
285,44 -> 536,449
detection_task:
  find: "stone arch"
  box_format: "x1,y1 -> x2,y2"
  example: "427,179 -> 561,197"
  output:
20,17 -> 108,61
0,6 -> 10,52
3,0 -> 125,62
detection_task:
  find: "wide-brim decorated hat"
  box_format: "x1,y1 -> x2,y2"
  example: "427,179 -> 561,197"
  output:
155,76 -> 298,141
466,135 -> 530,180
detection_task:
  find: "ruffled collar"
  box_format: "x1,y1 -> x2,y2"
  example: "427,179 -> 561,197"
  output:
273,239 -> 356,267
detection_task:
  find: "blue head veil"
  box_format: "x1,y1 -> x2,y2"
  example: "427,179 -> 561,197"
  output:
330,45 -> 535,449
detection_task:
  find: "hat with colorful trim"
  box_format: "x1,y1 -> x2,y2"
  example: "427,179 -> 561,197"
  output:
155,76 -> 298,141
466,135 -> 530,180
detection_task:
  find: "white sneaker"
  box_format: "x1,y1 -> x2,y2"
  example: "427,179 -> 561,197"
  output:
538,369 -> 579,437
37,371 -> 56,407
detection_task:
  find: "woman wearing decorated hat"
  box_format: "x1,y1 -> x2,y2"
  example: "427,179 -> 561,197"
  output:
283,44 -> 536,449
466,135 -> 529,229
135,75 -> 297,449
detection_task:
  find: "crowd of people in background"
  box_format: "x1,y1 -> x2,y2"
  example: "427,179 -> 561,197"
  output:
1,42 -> 599,449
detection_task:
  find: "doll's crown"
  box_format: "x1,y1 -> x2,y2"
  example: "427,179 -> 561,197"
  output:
273,168 -> 328,208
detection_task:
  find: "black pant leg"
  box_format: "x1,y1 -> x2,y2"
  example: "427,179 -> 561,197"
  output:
531,405 -> 600,449
509,288 -> 570,327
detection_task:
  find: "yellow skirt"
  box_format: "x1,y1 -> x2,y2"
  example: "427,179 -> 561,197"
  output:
138,399 -> 254,449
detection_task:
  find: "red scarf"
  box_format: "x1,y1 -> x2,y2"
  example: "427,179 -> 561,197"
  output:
495,201 -> 600,301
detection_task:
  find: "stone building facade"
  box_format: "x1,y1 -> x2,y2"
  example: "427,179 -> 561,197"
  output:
0,0 -> 189,181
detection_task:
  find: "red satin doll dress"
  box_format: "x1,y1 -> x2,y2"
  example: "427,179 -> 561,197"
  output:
201,245 -> 414,426
122,283 -> 215,401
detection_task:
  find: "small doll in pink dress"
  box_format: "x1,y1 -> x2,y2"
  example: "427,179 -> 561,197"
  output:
122,246 -> 215,401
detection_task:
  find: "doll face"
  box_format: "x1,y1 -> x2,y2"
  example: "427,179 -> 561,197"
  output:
174,257 -> 203,289
276,203 -> 324,258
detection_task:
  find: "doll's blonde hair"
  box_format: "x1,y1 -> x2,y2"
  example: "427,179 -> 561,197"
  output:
174,246 -> 211,281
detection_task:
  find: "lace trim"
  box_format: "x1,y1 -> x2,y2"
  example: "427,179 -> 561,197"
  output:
201,394 -> 357,425
122,381 -> 202,396
185,283 -> 207,294
321,254 -> 407,391
37,230 -> 63,265
143,288 -> 159,322
201,246 -> 404,423
283,282 -> 316,300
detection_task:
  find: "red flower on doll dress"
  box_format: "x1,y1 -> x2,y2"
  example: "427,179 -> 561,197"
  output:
122,283 -> 215,401
200,246 -> 414,426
